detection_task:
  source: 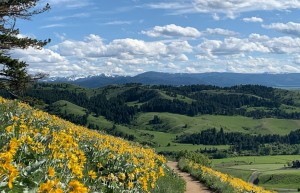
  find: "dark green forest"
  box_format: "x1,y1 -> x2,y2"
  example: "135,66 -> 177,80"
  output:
3,83 -> 299,125
2,83 -> 300,157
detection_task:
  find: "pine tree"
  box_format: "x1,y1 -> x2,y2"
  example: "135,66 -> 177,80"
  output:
0,0 -> 50,97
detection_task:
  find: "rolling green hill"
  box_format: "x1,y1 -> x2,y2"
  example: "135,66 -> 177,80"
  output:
212,155 -> 300,191
9,83 -> 299,156
8,83 -> 300,191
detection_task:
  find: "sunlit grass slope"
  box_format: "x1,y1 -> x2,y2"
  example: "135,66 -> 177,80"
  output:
0,97 -> 166,192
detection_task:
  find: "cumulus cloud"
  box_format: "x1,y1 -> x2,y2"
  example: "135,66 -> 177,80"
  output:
11,31 -> 300,76
10,47 -> 72,76
186,67 -> 197,73
52,34 -> 193,62
11,47 -> 68,65
212,13 -> 220,20
262,22 -> 300,36
142,25 -> 238,38
242,17 -> 263,23
226,56 -> 300,73
25,34 -> 192,76
177,54 -> 189,61
142,24 -> 201,38
265,36 -> 300,54
50,34 -> 107,58
197,33 -> 300,59
197,37 -> 269,59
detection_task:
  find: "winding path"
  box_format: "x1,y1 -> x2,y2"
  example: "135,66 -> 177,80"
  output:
248,170 -> 259,183
166,161 -> 212,193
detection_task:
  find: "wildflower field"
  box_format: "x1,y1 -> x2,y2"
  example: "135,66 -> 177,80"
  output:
0,97 -> 166,192
178,158 -> 277,193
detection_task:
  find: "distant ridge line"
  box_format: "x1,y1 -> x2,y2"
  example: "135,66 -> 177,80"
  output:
45,71 -> 300,88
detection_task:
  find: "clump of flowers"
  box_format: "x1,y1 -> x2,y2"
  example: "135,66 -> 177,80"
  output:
180,158 -> 276,193
0,97 -> 166,192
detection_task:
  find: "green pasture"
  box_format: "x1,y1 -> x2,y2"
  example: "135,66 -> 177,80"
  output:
51,100 -> 87,116
212,155 -> 300,191
212,155 -> 300,165
49,100 -> 300,153
133,112 -> 300,135
157,90 -> 195,104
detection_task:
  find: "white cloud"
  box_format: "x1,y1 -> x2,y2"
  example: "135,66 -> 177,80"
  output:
177,54 -> 189,61
47,34 -> 194,76
12,47 -> 68,64
40,24 -> 65,29
164,62 -> 180,69
50,34 -> 107,58
197,34 -> 300,59
243,17 -> 263,23
204,28 -> 239,36
265,36 -> 300,54
49,13 -> 90,21
212,13 -> 220,20
142,24 -> 201,38
225,56 -> 300,73
101,20 -> 133,25
48,0 -> 93,9
192,0 -> 300,15
146,2 -> 190,10
185,67 -> 198,73
10,47 -> 72,76
197,36 -> 270,59
143,25 -> 238,38
148,0 -> 300,19
294,56 -> 300,64
52,34 -> 193,61
12,32 -> 300,76
167,41 -> 193,54
262,22 -> 300,36
194,33 -> 300,73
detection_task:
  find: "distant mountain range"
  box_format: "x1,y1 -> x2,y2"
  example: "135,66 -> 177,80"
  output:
45,71 -> 300,88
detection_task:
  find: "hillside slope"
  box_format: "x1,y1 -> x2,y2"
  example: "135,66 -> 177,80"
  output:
0,97 -> 165,192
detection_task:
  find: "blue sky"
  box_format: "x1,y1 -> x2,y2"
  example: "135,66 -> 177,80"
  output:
11,0 -> 300,77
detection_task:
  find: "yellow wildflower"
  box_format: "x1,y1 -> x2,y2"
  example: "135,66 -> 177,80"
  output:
48,167 -> 55,177
68,180 -> 88,193
128,181 -> 134,189
118,172 -> 126,181
38,179 -> 63,193
88,170 -> 97,180
8,165 -> 19,189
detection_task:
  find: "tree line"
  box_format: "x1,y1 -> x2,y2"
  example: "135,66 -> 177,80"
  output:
177,127 -> 300,150
2,83 -> 299,124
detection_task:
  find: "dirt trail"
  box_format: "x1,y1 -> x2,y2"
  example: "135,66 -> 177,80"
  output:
166,161 -> 212,193
248,170 -> 259,183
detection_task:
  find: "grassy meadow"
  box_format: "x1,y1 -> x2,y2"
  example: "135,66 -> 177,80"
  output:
48,101 -> 300,155
133,112 -> 300,135
212,155 -> 300,192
